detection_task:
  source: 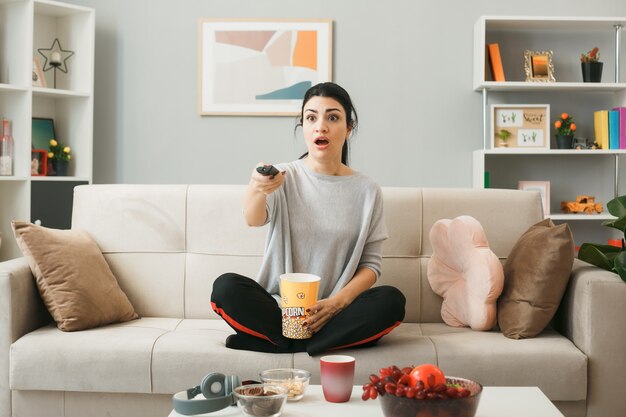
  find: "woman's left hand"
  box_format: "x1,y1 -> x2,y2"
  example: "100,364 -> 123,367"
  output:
303,298 -> 345,334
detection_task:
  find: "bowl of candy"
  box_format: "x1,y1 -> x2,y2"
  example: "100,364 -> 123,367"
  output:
362,364 -> 482,417
233,383 -> 288,417
259,368 -> 311,401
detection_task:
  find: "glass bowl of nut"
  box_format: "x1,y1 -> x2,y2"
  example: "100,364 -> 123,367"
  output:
233,384 -> 288,417
259,368 -> 311,401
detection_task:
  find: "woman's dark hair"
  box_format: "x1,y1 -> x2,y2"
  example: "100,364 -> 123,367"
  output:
296,82 -> 358,165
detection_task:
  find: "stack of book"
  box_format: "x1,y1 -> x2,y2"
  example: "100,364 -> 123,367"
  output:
594,107 -> 626,149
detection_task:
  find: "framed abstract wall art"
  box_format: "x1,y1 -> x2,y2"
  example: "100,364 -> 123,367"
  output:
199,19 -> 333,116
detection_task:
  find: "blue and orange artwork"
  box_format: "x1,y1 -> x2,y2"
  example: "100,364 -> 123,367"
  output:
200,20 -> 331,115
214,30 -> 317,101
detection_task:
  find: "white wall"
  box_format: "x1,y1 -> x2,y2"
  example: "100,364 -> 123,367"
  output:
60,0 -> 626,243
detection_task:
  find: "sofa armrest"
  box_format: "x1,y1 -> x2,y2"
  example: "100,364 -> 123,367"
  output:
0,257 -> 50,341
554,258 -> 626,417
0,257 -> 50,417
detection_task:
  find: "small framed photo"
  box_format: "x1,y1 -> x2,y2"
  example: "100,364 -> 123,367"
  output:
31,149 -> 48,176
32,117 -> 55,150
519,181 -> 550,217
491,104 -> 550,150
32,57 -> 47,88
524,50 -> 555,82
32,118 -> 55,175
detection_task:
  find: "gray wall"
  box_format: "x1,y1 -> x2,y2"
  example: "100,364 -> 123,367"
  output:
60,0 -> 626,186
61,0 -> 626,243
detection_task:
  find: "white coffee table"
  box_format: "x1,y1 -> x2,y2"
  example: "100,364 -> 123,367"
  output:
169,385 -> 563,417
168,385 -> 564,417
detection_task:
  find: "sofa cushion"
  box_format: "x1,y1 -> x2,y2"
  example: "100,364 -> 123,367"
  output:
151,320 -> 293,393
186,185 -> 267,256
104,252 -> 187,318
10,319 -> 586,403
294,323 -> 438,384
421,189 -> 544,258
71,184 -> 188,253
421,323 -> 587,401
10,318 -> 292,394
427,216 -> 504,330
9,318 -> 179,392
498,219 -> 575,339
294,323 -> 586,402
11,221 -> 138,331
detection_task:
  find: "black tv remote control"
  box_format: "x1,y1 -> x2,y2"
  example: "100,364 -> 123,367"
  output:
256,165 -> 280,176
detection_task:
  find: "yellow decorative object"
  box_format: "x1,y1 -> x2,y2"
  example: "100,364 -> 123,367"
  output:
560,196 -> 603,214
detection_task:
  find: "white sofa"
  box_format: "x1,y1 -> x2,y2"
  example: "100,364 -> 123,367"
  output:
1,184 -> 625,417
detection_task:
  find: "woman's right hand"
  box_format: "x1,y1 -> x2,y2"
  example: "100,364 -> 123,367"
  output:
250,163 -> 285,195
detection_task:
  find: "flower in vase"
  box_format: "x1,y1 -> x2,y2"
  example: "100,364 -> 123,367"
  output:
554,113 -> 576,136
48,138 -> 72,162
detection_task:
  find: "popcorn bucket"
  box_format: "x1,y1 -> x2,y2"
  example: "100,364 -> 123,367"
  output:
279,273 -> 320,339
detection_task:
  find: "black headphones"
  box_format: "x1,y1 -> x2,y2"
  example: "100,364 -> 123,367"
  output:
172,372 -> 241,415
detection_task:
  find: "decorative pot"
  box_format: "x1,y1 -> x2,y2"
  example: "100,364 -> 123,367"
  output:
51,160 -> 69,176
581,62 -> 603,82
555,134 -> 574,149
497,139 -> 509,148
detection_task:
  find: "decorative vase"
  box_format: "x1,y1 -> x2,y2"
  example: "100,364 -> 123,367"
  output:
581,62 -> 603,82
497,139 -> 508,148
555,134 -> 574,149
51,160 -> 69,176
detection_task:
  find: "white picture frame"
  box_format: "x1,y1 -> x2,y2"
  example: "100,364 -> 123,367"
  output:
519,180 -> 550,217
32,57 -> 46,88
491,104 -> 550,150
199,18 -> 333,116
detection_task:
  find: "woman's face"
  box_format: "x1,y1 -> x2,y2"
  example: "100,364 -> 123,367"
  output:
302,96 -> 351,163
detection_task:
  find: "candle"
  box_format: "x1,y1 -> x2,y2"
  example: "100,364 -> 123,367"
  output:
50,51 -> 62,66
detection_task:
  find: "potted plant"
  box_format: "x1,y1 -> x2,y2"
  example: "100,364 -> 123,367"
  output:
554,112 -> 576,149
578,195 -> 626,283
47,138 -> 71,176
581,46 -> 603,82
495,129 -> 511,147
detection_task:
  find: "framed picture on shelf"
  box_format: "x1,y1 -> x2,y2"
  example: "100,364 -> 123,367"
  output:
199,18 -> 333,116
31,149 -> 47,176
31,117 -> 55,150
32,57 -> 46,88
491,104 -> 550,150
519,181 -> 550,217
524,50 -> 555,82
32,118 -> 55,175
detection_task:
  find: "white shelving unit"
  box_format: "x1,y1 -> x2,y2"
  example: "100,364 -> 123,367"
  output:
0,0 -> 94,261
475,82 -> 626,92
473,16 -> 626,228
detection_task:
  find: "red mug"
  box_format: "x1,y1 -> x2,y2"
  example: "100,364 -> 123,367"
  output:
320,355 -> 356,403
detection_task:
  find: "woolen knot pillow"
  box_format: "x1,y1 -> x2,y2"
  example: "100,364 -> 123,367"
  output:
12,221 -> 138,331
497,218 -> 574,339
427,215 -> 504,330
